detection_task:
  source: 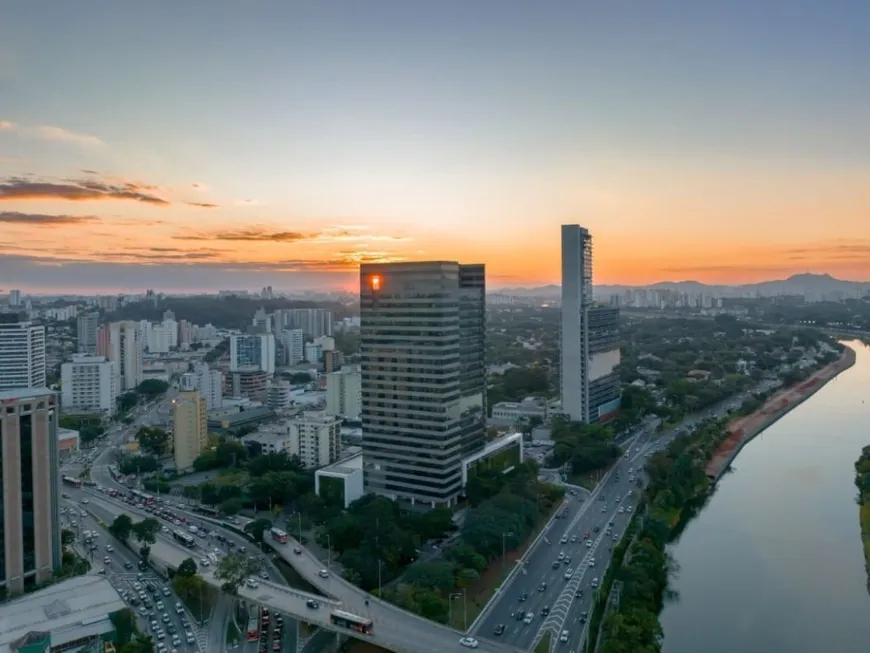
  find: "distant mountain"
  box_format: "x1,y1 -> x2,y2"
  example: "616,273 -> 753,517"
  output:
495,273 -> 870,299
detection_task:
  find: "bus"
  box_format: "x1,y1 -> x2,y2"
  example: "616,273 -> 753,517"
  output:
330,610 -> 374,635
193,505 -> 221,518
62,476 -> 83,488
270,528 -> 288,544
131,490 -> 155,505
246,607 -> 260,642
172,530 -> 196,548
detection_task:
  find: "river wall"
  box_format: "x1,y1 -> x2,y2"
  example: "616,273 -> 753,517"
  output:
706,346 -> 857,481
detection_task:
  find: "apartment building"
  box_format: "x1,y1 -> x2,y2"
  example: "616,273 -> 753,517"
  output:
285,411 -> 342,469
0,312 -> 46,392
60,355 -> 116,415
325,364 -> 361,420
172,379 -> 208,471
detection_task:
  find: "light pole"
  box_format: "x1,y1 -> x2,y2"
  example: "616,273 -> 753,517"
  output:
449,593 -> 461,626
297,513 -> 303,543
501,532 -> 515,568
378,559 -> 383,596
326,533 -> 331,572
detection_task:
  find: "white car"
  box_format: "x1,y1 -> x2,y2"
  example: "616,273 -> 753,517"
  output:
564,568 -> 574,580
589,557 -> 596,567
619,507 -> 625,514
318,569 -> 329,578
560,630 -> 569,643
81,498 -> 89,504
245,578 -> 259,589
459,637 -> 479,649
199,558 -> 210,567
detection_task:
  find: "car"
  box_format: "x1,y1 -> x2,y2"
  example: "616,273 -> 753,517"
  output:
81,498 -> 89,504
589,557 -> 596,567
176,602 -> 184,614
574,589 -> 583,598
106,544 -> 114,552
601,506 -> 607,513
586,540 -> 592,548
523,612 -> 534,624
580,610 -> 588,623
459,636 -> 479,648
124,561 -> 134,570
558,551 -> 565,561
619,507 -> 625,514
518,592 -> 528,602
540,606 -> 549,616
538,582 -> 547,592
560,536 -> 568,544
150,620 -> 159,630
103,556 -> 111,564
306,599 -> 320,609
318,569 -> 329,578
162,587 -> 170,596
245,578 -> 259,589
626,506 -> 633,513
565,555 -> 571,565
552,561 -> 561,569
260,571 -> 269,580
156,601 -> 164,610
591,577 -> 599,588
564,568 -> 574,579
186,632 -> 195,644
613,534 -> 619,541
156,630 -> 165,640
560,630 -> 569,643
514,610 -> 525,621
570,535 -> 577,543
162,613 -> 170,623
199,558 -> 210,567
493,624 -> 505,636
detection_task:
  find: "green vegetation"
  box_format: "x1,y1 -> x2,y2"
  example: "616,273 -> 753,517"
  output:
59,414 -> 106,444
535,632 -> 552,653
170,557 -> 212,621
318,461 -> 564,626
548,417 -> 622,477
111,608 -> 156,653
215,552 -> 262,594
486,366 -> 552,415
853,447 -> 870,593
591,419 -> 732,653
136,379 -> 170,397
118,454 -> 159,475
135,426 -> 171,456
109,514 -> 159,565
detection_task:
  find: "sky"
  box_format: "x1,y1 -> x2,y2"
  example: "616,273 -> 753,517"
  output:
1,0 -> 869,293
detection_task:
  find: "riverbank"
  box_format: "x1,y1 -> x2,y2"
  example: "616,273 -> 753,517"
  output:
853,447 -> 870,594
706,346 -> 857,481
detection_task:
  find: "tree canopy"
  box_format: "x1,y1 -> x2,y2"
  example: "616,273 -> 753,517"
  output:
135,427 -> 170,457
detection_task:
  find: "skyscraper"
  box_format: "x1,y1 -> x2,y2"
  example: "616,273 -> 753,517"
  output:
173,377 -> 208,471
97,321 -> 142,394
560,225 -> 621,423
360,261 -> 486,508
76,312 -> 99,355
0,312 -> 46,392
229,333 -> 276,375
0,387 -> 62,594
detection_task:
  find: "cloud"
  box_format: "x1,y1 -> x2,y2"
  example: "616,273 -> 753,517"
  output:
191,183 -> 208,191
81,169 -> 99,175
785,241 -> 870,261
37,125 -> 102,147
0,120 -> 13,130
0,176 -> 169,205
0,211 -> 99,225
234,199 -> 259,206
174,226 -> 309,242
186,201 -> 219,208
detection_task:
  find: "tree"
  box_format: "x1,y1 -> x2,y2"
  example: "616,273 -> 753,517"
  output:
110,608 -> 139,646
139,545 -> 151,563
119,634 -> 154,653
132,518 -> 160,545
109,514 -> 134,541
172,570 -> 207,605
214,552 -> 262,595
116,391 -> 139,414
137,379 -> 170,397
177,558 -> 198,578
136,427 -> 171,457
61,528 -> 75,547
119,454 -> 159,476
220,498 -> 244,515
243,518 -> 273,544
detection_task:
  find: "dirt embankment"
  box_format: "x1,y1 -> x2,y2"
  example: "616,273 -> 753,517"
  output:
706,347 -> 857,480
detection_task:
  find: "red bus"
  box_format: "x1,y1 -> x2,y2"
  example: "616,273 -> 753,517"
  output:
330,610 -> 373,634
270,527 -> 288,544
246,616 -> 259,642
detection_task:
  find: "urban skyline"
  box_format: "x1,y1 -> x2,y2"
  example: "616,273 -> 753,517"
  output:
2,1 -> 870,293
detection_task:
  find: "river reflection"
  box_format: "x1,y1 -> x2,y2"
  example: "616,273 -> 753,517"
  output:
660,341 -> 870,653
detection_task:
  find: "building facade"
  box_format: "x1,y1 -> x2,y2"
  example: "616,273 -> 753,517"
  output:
0,312 -> 46,392
279,328 -> 304,366
285,411 -> 342,469
60,355 -> 116,415
325,365 -> 361,420
172,385 -> 208,471
97,321 -> 142,394
360,261 -> 486,508
586,306 -> 621,422
224,369 -> 268,402
229,333 -> 276,375
76,312 -> 99,355
280,308 -> 333,340
0,388 -> 61,595
190,362 -> 223,410
490,396 -> 549,425
560,224 -> 593,422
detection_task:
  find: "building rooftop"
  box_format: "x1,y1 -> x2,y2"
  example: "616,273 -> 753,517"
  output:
0,576 -> 125,651
207,406 -> 274,427
316,447 -> 363,477
463,432 -> 524,466
0,387 -> 54,401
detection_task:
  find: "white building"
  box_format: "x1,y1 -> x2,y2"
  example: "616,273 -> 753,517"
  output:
230,333 -> 276,375
0,312 -> 46,391
140,318 -> 178,353
242,430 -> 292,455
490,396 -> 549,425
280,328 -> 304,366
325,365 -> 361,420
190,362 -> 223,410
560,224 -> 592,422
305,342 -> 323,363
314,449 -> 364,509
98,321 -> 143,394
60,355 -> 116,415
7,289 -> 21,307
267,379 -> 293,411
76,312 -> 99,355
285,410 -> 341,469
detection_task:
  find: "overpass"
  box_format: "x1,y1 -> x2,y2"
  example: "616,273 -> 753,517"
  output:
88,499 -> 519,653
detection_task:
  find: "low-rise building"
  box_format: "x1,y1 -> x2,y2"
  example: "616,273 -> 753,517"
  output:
242,430 -> 292,455
490,396 -> 549,425
60,355 -> 116,415
0,576 -> 126,653
285,410 -> 341,469
58,427 -> 80,457
314,448 -> 364,509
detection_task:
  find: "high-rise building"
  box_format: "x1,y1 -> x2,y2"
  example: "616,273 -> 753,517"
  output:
97,321 -> 142,394
8,289 -> 21,307
229,333 -> 276,375
0,312 -> 46,392
224,369 -> 268,402
172,381 -> 208,471
190,363 -> 223,410
266,379 -> 293,411
0,387 -> 62,594
325,364 -> 361,420
283,308 -> 333,340
560,225 -> 620,423
60,355 -> 116,415
285,411 -> 342,469
76,312 -> 100,355
279,328 -> 304,366
360,261 -> 486,508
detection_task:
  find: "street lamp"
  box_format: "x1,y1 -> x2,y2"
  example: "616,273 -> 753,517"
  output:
326,533 -> 331,572
501,532 -> 515,568
448,593 -> 461,626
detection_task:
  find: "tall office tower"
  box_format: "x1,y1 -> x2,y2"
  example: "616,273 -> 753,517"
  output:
285,308 -> 333,339
172,379 -> 208,471
76,312 -> 100,354
60,355 -> 117,415
279,329 -> 304,366
560,224 -> 593,422
98,321 -> 143,394
560,225 -> 621,423
229,333 -> 276,375
190,362 -> 223,410
0,312 -> 46,392
360,261 -> 486,508
8,289 -> 21,307
0,388 -> 61,594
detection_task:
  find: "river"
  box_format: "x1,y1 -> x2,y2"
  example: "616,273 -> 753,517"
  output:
660,341 -> 870,653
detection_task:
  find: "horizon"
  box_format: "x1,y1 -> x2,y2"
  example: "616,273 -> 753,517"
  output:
2,1 -> 869,293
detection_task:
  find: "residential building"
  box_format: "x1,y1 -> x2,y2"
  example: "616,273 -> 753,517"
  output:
325,364 -> 361,420
360,261 -> 486,508
0,388 -> 61,594
172,380 -> 208,471
266,379 -> 293,411
230,333 -> 276,375
189,362 -> 223,410
97,321 -> 142,394
60,355 -> 116,415
490,396 -> 549,425
0,312 -> 46,392
76,312 -> 100,355
282,308 -> 333,339
304,341 -> 324,363
560,225 -> 621,423
224,368 -> 268,402
0,575 -> 126,652
279,328 -> 304,366
285,411 -> 342,469
323,349 -> 344,373
7,289 -> 21,307
141,318 -> 178,354
241,430 -> 292,455
252,308 -> 272,334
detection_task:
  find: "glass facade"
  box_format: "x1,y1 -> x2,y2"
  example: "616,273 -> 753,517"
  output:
20,413 -> 35,573
0,419 -> 4,583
